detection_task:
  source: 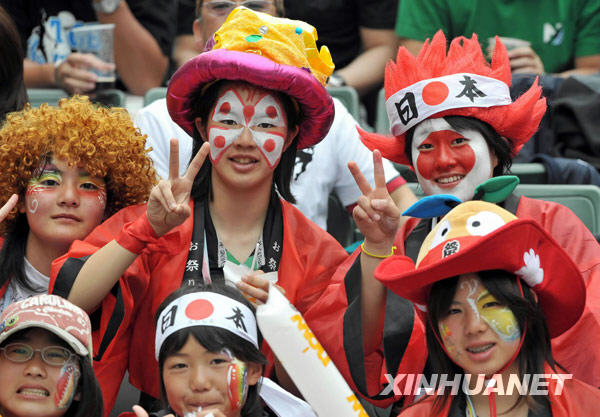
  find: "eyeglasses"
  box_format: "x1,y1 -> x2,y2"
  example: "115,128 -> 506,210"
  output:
203,0 -> 274,16
0,343 -> 74,366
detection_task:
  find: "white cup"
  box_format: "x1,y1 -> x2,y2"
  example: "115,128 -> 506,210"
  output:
488,36 -> 531,52
71,23 -> 116,88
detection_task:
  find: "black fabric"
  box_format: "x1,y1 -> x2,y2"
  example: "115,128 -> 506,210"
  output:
182,191 -> 284,287
550,74 -> 600,170
93,284 -> 124,361
531,153 -> 600,186
341,256 -> 368,394
0,0 -> 176,64
283,0 -> 397,70
52,255 -> 89,299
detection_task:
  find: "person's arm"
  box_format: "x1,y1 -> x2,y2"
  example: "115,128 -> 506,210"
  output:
559,54 -> 600,77
68,140 -> 210,311
172,34 -> 198,69
398,38 -> 425,57
95,1 -> 170,95
348,150 -> 400,354
335,27 -> 398,95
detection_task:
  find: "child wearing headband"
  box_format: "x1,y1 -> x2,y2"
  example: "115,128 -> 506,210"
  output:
0,96 -> 155,313
126,284 -> 315,417
375,200 -> 600,416
0,294 -> 103,417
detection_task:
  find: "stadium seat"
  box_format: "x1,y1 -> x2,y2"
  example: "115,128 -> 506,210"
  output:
326,85 -> 361,123
143,87 -> 168,107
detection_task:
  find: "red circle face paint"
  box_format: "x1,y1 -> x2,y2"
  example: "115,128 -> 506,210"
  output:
263,138 -> 276,153
219,102 -> 231,114
185,299 -> 214,320
415,130 -> 476,180
422,81 -> 449,106
266,105 -> 278,119
214,135 -> 226,148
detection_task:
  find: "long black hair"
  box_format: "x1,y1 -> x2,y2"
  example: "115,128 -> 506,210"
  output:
156,284 -> 267,417
186,80 -> 301,203
405,116 -> 513,177
0,214 -> 33,292
423,270 -> 552,415
0,6 -> 27,122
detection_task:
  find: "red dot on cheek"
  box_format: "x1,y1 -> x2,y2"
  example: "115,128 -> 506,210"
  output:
264,139 -> 276,153
185,300 -> 214,320
219,102 -> 231,114
266,105 -> 277,119
214,136 -> 226,148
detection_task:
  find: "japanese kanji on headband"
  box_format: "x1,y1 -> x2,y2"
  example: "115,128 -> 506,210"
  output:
155,292 -> 258,359
386,73 -> 512,136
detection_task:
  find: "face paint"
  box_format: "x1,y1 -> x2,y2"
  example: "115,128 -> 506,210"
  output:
462,278 -> 481,323
477,290 -> 520,342
412,118 -> 495,201
222,348 -> 248,412
208,86 -> 287,168
54,361 -> 81,409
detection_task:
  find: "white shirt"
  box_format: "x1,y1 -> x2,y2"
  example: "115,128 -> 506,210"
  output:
135,98 -> 400,230
1,257 -> 49,313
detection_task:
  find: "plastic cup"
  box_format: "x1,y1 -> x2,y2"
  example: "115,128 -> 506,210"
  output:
71,23 -> 116,90
488,36 -> 531,52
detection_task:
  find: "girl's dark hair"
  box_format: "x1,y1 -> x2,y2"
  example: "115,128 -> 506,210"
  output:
424,270 -> 552,415
156,284 -> 267,417
65,355 -> 104,417
405,116 -> 513,177
0,213 -> 33,292
187,80 -> 301,203
0,6 -> 28,122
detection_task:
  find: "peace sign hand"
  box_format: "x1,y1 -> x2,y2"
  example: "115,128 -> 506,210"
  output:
348,150 -> 400,252
147,139 -> 210,237
0,194 -> 18,224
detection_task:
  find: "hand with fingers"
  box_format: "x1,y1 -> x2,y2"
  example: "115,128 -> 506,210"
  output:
237,271 -> 271,305
0,194 -> 18,224
147,139 -> 211,237
348,150 -> 401,256
507,46 -> 545,75
54,52 -> 116,94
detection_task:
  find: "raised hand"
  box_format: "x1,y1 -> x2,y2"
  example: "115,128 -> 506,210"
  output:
0,194 -> 18,224
348,150 -> 400,253
147,139 -> 210,236
54,52 -> 116,94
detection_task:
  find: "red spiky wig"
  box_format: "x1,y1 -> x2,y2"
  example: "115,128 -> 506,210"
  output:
359,31 -> 547,166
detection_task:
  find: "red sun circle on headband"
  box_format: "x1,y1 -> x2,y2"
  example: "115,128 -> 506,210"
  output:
185,300 -> 214,320
422,81 -> 450,106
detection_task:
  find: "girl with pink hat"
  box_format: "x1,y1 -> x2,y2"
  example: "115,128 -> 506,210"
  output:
0,294 -> 103,417
49,7 -> 408,414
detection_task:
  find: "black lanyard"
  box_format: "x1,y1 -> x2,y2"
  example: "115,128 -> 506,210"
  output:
181,191 -> 284,288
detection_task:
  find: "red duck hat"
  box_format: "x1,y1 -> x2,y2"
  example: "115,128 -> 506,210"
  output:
358,31 -> 547,166
375,201 -> 585,338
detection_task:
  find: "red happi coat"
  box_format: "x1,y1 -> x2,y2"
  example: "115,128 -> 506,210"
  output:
49,199 -> 350,416
397,364 -> 600,416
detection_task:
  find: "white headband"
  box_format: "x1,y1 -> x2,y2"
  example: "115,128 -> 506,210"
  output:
386,73 -> 512,136
155,292 -> 258,360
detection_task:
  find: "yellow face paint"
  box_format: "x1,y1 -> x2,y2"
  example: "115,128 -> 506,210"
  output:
476,290 -> 520,342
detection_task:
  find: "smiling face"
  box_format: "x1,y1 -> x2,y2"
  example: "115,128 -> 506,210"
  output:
0,328 -> 80,417
438,273 -> 521,377
22,157 -> 107,255
196,81 -> 298,192
411,118 -> 498,201
162,335 -> 261,417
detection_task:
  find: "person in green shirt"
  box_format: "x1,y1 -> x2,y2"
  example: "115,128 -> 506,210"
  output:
395,0 -> 600,76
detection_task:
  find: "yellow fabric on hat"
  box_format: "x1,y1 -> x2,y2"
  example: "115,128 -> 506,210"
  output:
213,7 -> 334,86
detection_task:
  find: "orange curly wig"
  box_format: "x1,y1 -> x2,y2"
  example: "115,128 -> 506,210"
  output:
0,96 -> 156,232
358,31 -> 547,166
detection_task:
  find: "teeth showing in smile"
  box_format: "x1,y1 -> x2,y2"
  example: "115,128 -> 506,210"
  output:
231,157 -> 256,164
437,175 -> 463,184
19,388 -> 49,397
467,343 -> 494,353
